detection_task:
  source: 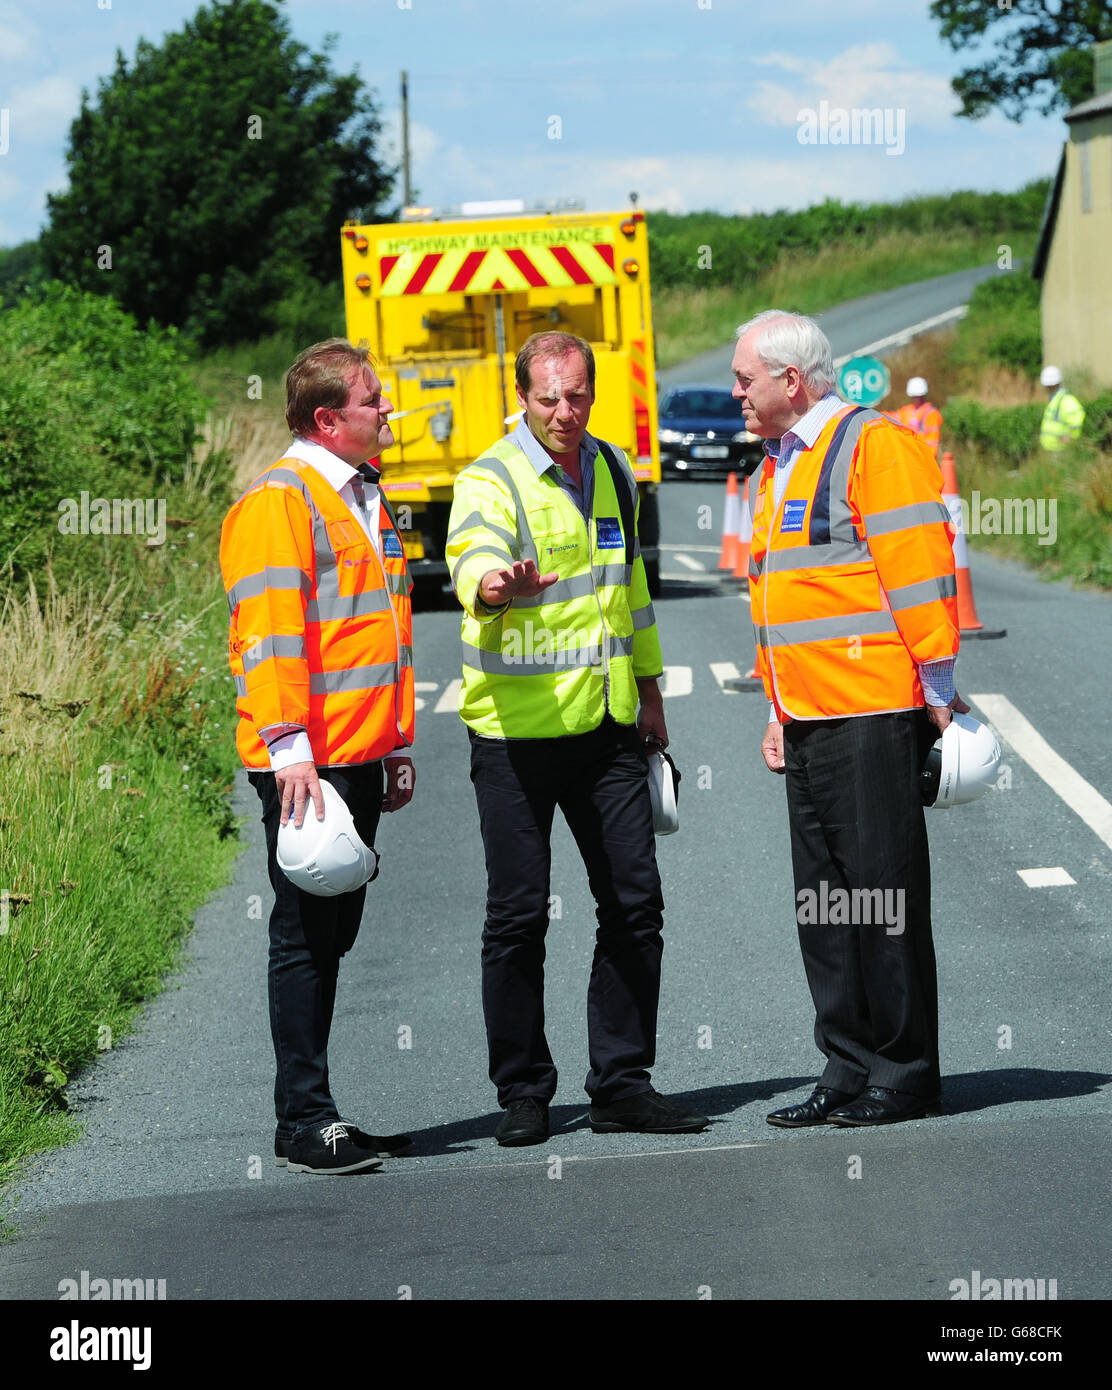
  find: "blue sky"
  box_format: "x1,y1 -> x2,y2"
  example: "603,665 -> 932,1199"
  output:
0,0 -> 1066,246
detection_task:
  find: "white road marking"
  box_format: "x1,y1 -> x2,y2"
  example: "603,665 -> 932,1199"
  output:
709,661 -> 741,693
1017,867 -> 1077,888
660,665 -> 693,698
434,678 -> 462,714
971,693 -> 1112,854
833,305 -> 970,367
380,1140 -> 768,1178
414,681 -> 437,712
660,543 -> 721,554
672,552 -> 706,572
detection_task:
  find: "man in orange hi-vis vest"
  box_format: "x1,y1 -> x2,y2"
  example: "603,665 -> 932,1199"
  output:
894,376 -> 942,458
220,339 -> 416,1175
732,311 -> 965,1130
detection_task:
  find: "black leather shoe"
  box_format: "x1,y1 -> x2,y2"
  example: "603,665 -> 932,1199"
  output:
495,1097 -> 549,1147
766,1085 -> 859,1128
276,1124 -> 412,1167
827,1086 -> 943,1127
589,1087 -> 708,1134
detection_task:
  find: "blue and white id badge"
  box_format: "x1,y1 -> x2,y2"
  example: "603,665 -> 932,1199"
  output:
382,530 -> 404,558
596,517 -> 624,549
780,500 -> 808,534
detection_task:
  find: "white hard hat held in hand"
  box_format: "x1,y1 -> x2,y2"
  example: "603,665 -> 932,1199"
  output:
647,748 -> 681,835
277,779 -> 380,895
920,712 -> 1001,810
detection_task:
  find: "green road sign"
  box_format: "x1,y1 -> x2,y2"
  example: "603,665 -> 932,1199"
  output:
838,355 -> 890,407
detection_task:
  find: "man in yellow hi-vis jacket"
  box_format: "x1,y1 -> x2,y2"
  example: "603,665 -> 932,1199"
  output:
447,330 -> 708,1147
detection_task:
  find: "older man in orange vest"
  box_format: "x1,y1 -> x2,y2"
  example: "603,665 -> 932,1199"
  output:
733,311 -> 965,1129
220,338 -> 416,1174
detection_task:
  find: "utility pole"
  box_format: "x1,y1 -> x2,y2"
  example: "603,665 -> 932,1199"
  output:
401,70 -> 412,207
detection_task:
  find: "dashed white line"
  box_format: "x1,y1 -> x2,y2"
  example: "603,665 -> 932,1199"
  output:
1017,867 -> 1076,888
709,661 -> 742,693
434,678 -> 462,715
971,693 -> 1112,854
660,665 -> 693,698
672,552 -> 706,572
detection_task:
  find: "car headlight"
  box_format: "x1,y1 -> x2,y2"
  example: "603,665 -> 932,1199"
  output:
658,429 -> 684,444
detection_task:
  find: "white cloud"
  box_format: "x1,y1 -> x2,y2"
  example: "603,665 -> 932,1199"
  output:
751,41 -> 957,131
0,22 -> 31,61
8,75 -> 82,143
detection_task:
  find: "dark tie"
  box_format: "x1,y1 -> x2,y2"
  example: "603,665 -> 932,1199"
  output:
350,463 -> 379,511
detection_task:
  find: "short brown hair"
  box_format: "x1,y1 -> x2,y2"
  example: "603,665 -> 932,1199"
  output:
285,338 -> 374,437
515,331 -> 595,397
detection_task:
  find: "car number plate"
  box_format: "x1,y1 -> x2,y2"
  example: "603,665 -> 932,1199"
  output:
691,445 -> 729,459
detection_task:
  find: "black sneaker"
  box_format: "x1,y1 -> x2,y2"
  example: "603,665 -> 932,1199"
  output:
285,1121 -> 385,1175
276,1124 -> 412,1166
589,1086 -> 708,1134
495,1097 -> 550,1147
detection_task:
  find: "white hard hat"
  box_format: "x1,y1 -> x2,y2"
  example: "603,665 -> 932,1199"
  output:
920,712 -> 1001,810
277,779 -> 379,895
906,377 -> 929,397
646,749 -> 680,835
1040,365 -> 1063,388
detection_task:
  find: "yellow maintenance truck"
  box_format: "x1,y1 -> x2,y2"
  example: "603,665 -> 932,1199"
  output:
340,200 -> 661,594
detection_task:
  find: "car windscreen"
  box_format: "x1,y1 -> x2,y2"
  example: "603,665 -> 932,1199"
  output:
660,391 -> 739,420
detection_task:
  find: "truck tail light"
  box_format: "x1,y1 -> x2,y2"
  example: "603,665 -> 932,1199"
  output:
622,258 -> 639,277
355,274 -> 372,291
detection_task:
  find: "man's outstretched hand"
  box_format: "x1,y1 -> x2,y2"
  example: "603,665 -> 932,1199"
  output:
479,560 -> 559,606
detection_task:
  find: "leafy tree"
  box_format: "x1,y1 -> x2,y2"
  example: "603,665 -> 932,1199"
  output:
0,240 -> 46,305
930,0 -> 1112,120
41,0 -> 394,345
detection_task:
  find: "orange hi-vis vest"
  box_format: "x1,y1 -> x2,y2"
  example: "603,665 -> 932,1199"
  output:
220,457 -> 415,769
748,406 -> 959,722
895,401 -> 942,457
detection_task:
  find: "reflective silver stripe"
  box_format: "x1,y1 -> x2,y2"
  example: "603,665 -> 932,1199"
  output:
309,663 -> 398,694
226,566 -> 312,612
759,610 -> 898,648
262,467 -> 318,510
468,455 -> 535,565
305,589 -> 393,622
885,573 -> 957,610
513,572 -> 597,608
385,571 -> 409,596
767,537 -> 871,572
398,644 -> 413,668
750,555 -> 762,579
313,510 -> 342,600
452,546 -> 514,589
595,563 -> 632,589
233,674 -> 247,697
864,500 -> 950,537
242,634 -> 306,672
631,603 -> 656,631
826,411 -> 879,545
461,631 -> 632,675
446,510 -> 519,553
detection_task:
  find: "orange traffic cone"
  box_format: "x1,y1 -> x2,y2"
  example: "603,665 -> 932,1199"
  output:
940,452 -> 1006,640
718,471 -> 741,571
731,474 -> 752,580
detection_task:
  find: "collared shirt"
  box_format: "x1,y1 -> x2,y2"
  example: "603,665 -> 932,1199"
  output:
509,417 -> 599,522
762,393 -> 955,719
261,438 -> 407,770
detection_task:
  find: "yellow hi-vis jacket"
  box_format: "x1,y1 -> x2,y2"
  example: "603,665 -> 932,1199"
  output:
220,457 -> 415,768
446,426 -> 662,738
1040,389 -> 1085,451
747,406 -> 959,722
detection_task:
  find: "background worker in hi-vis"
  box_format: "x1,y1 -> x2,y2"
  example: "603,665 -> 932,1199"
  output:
735,311 -> 963,1130
446,330 -> 708,1148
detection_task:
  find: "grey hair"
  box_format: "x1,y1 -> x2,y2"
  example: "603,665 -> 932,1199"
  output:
735,310 -> 836,395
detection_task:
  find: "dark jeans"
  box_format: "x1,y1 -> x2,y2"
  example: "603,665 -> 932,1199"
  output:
469,717 -> 664,1107
783,710 -> 940,1098
248,762 -> 384,1138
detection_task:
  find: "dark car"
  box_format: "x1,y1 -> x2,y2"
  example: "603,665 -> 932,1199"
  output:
657,385 -> 763,477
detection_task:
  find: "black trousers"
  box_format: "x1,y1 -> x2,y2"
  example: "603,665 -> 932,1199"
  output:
783,711 -> 940,1099
248,762 -> 385,1138
469,717 -> 664,1107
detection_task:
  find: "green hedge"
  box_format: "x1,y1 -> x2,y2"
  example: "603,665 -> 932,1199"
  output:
0,284 -> 211,586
